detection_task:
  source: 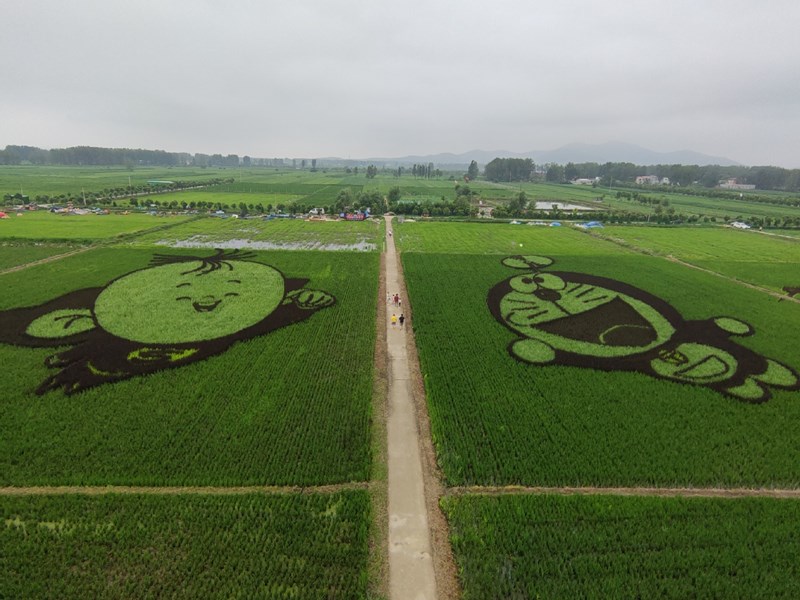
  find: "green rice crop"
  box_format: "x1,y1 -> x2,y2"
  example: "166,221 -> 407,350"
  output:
0,248 -> 378,486
394,221 -> 616,254
1,491 -> 370,599
589,225 -> 800,291
402,250 -> 800,487
0,165 -> 232,197
443,493 -> 800,599
0,244 -> 78,270
0,210 -> 192,241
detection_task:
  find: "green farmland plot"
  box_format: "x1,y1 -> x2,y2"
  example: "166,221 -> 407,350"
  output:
1,491 -> 370,599
0,244 -> 79,271
0,210 -> 192,242
0,247 -> 378,486
591,225 -> 800,292
443,494 -> 800,599
0,165 -> 233,197
128,216 -> 383,250
394,220 -> 613,255
402,242 -> 800,487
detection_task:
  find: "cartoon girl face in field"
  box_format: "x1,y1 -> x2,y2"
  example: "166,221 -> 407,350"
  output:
94,258 -> 286,344
489,255 -> 799,402
2,250 -> 335,395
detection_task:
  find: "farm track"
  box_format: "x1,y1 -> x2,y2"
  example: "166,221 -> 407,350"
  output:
0,483 -> 371,496
0,246 -> 93,275
446,485 -> 800,499
587,230 -> 800,304
385,216 -> 454,600
0,214 -> 205,276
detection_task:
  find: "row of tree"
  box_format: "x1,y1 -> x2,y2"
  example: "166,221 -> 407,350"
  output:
475,156 -> 800,192
3,178 -> 233,206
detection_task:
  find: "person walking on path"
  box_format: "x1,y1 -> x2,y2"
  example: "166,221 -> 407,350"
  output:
391,313 -> 397,327
399,313 -> 405,327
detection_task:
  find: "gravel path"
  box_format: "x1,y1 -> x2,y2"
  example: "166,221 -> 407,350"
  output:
384,217 -> 439,600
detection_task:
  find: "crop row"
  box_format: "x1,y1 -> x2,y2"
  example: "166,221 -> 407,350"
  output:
0,210 -> 192,241
402,250 -> 800,487
443,493 -> 800,599
1,491 -> 370,599
394,220 -> 624,255
0,244 -> 78,271
0,248 -> 378,486
588,225 -> 800,292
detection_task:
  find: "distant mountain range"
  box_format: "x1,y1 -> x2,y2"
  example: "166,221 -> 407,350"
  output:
365,142 -> 740,168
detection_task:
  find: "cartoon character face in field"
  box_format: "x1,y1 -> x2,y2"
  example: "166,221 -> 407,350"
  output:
488,255 -> 799,402
0,250 -> 336,395
94,259 -> 286,344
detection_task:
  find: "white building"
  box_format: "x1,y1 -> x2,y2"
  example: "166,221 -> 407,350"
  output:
719,178 -> 756,190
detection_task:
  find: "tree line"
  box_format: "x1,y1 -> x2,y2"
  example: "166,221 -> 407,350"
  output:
477,157 -> 800,192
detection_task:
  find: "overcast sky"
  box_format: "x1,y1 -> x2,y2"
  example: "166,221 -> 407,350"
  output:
2,0 -> 799,167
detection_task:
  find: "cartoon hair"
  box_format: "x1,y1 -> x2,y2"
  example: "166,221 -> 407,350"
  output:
148,248 -> 257,275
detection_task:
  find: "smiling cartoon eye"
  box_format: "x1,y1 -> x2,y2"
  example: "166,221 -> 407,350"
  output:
224,292 -> 240,298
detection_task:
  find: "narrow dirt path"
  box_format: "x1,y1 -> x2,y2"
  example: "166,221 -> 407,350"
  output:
0,246 -> 93,275
585,229 -> 800,304
0,483 -> 370,496
445,484 -> 800,499
385,216 -> 440,600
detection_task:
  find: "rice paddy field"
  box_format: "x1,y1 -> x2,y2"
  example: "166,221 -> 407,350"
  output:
0,199 -> 381,596
586,225 -> 800,291
0,244 -> 79,271
0,210 -> 194,242
3,165 -> 800,598
396,220 -> 800,597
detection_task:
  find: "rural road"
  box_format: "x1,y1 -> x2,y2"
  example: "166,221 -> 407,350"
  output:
385,216 -> 438,600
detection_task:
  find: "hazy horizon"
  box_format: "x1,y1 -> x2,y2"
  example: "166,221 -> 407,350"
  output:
3,0 -> 799,168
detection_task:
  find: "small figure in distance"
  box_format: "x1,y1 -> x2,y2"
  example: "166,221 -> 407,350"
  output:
399,314 -> 405,327
391,313 -> 397,327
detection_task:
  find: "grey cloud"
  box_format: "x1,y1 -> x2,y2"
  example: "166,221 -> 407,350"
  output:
1,0 -> 799,166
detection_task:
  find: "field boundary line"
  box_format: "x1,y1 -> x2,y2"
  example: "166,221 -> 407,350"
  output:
0,482 -> 370,496
446,485 -> 800,499
662,255 -> 800,304
586,229 -> 800,304
0,214 -> 206,276
0,246 -> 93,275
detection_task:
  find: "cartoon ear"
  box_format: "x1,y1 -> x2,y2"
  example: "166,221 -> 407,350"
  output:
502,255 -> 554,270
25,309 -> 96,339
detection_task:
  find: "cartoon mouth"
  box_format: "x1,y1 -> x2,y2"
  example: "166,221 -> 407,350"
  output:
192,299 -> 221,312
538,296 -> 658,347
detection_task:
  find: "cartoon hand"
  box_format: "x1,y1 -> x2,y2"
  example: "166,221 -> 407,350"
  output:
510,339 -> 556,364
